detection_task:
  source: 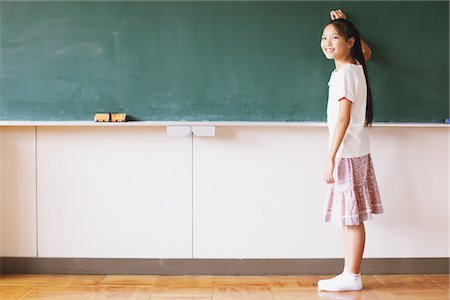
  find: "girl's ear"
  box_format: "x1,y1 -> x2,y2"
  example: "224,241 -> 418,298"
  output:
347,37 -> 355,48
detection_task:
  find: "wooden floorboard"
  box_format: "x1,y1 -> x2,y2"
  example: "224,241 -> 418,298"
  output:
0,274 -> 448,299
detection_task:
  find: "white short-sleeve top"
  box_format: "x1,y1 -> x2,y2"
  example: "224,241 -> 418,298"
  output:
327,62 -> 370,158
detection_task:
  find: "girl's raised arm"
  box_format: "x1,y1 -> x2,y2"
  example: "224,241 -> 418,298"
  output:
360,38 -> 372,62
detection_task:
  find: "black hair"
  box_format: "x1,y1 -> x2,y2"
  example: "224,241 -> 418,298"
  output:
325,18 -> 373,127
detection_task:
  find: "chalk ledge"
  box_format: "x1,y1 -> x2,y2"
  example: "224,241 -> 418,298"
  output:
0,121 -> 448,127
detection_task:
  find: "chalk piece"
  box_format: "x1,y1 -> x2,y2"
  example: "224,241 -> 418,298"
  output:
167,126 -> 191,136
94,113 -> 110,122
192,126 -> 215,137
111,113 -> 127,122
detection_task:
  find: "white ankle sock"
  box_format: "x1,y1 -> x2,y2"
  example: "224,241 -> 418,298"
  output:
317,267 -> 362,292
343,266 -> 360,277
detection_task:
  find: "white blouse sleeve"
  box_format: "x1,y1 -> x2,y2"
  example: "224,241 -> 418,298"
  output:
334,69 -> 358,103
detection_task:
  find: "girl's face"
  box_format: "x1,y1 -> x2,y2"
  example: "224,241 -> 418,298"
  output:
320,24 -> 354,61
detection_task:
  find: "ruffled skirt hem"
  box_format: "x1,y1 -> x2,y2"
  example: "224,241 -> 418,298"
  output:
324,153 -> 384,227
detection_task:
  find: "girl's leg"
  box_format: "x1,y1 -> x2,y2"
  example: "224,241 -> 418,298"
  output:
343,227 -> 350,270
317,223 -> 365,291
343,222 -> 366,274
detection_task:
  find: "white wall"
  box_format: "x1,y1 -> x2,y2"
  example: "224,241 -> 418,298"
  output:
0,126 -> 448,259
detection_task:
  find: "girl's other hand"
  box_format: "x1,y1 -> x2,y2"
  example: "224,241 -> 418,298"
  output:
330,9 -> 347,20
324,158 -> 335,184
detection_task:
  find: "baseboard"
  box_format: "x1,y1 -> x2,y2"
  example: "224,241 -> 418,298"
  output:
1,257 -> 448,275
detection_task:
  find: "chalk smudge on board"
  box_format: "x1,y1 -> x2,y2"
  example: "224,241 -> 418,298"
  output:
54,42 -> 104,57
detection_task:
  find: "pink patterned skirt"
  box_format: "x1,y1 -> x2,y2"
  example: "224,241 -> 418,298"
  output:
324,153 -> 384,226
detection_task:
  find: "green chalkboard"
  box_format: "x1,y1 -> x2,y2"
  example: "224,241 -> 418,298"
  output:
0,1 -> 448,122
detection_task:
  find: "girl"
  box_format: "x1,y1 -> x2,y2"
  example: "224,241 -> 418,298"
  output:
317,9 -> 384,292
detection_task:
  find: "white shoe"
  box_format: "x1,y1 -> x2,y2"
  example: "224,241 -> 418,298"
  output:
317,269 -> 363,292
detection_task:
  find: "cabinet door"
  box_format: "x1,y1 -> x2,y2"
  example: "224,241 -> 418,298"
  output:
0,127 -> 37,257
37,127 -> 192,258
193,127 -> 333,258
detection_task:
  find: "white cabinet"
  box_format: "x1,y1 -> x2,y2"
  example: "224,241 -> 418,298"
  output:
0,125 -> 448,259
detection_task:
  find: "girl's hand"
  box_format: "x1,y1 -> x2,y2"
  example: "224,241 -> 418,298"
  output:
324,157 -> 335,184
330,9 -> 347,20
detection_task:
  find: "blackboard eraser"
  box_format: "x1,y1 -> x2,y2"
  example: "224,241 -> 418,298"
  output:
445,118 -> 450,124
94,113 -> 111,122
111,113 -> 127,122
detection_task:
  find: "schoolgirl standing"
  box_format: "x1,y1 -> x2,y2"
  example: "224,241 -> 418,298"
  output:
317,9 -> 384,292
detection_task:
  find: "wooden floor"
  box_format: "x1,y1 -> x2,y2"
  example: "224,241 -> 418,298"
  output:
0,274 -> 448,299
